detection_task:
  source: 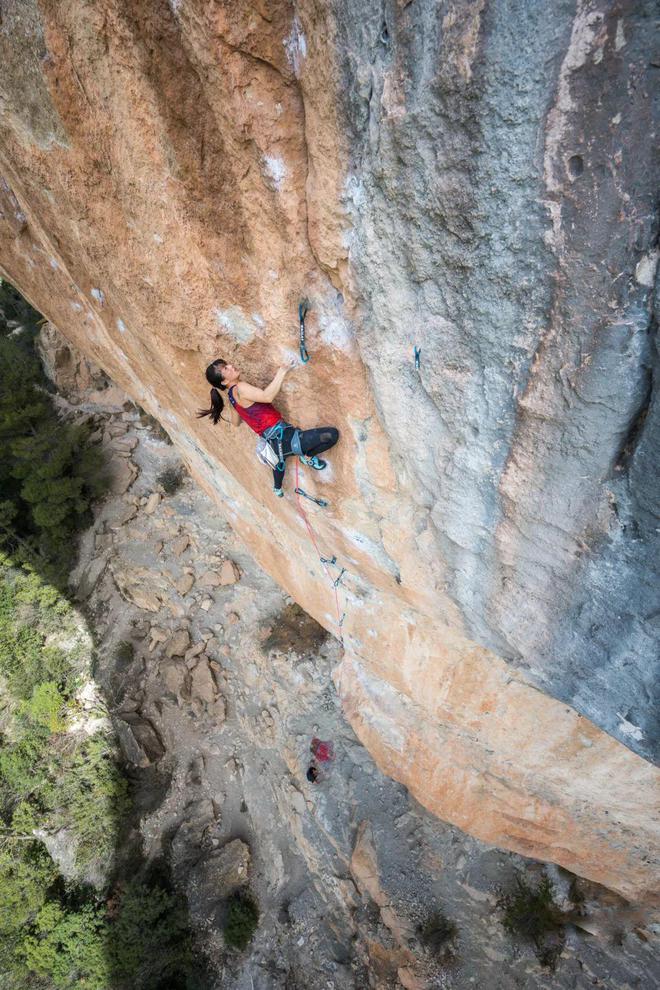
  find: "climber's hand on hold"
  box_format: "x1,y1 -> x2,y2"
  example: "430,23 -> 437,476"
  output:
280,355 -> 297,372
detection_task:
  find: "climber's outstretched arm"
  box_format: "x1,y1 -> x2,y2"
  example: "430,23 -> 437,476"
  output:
237,358 -> 295,404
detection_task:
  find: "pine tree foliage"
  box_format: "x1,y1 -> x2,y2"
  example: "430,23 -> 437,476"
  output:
0,280 -> 109,581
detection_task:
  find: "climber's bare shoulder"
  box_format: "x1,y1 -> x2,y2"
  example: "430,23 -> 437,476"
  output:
234,381 -> 260,406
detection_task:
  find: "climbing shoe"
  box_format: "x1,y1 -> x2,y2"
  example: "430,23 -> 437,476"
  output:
273,487 -> 284,498
299,455 -> 326,471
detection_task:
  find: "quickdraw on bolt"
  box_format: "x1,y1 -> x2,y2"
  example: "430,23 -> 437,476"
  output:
299,300 -> 310,363
320,555 -> 337,566
294,487 -> 328,508
413,346 -> 421,370
333,568 -> 346,588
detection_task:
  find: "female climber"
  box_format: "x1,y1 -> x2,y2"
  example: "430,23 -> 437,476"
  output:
196,357 -> 339,497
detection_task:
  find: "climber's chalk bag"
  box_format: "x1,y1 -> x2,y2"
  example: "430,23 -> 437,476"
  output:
255,437 -> 281,469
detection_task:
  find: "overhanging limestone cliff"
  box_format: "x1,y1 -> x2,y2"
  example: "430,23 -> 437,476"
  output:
0,0 -> 658,901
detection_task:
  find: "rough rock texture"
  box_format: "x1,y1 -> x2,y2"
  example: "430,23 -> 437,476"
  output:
0,1 -> 659,899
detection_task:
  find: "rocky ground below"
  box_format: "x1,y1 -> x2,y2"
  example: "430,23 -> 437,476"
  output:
45,328 -> 658,990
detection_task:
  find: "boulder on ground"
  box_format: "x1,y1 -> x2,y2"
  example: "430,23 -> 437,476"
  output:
161,660 -> 189,698
144,492 -> 161,514
171,533 -> 191,556
110,561 -> 167,612
148,626 -> 169,652
164,628 -> 191,658
175,573 -> 195,595
198,570 -> 222,588
106,457 -> 139,495
114,714 -> 165,766
219,560 -> 240,585
74,556 -> 108,601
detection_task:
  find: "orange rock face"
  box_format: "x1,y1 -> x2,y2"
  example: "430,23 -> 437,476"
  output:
0,1 -> 658,901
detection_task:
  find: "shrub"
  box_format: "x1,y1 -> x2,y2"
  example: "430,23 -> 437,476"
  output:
0,562 -> 79,701
19,681 -> 68,733
113,640 -> 135,666
0,842 -> 58,936
109,879 -> 196,988
498,874 -> 565,969
223,890 -> 259,950
418,910 -> 458,960
21,899 -> 111,990
0,725 -> 51,804
0,564 -> 128,865
156,464 -> 186,495
41,734 -> 130,868
0,848 -> 202,990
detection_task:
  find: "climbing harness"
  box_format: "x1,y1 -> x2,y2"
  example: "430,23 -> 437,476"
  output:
299,300 -> 310,364
293,459 -> 345,645
294,487 -> 328,509
413,345 -> 421,370
261,421 -> 286,472
256,436 -> 280,470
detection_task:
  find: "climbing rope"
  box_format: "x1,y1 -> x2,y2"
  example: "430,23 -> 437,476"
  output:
293,459 -> 345,646
292,297 -> 344,642
299,300 -> 310,364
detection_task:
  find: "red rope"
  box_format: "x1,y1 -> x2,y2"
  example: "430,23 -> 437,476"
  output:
294,459 -> 345,647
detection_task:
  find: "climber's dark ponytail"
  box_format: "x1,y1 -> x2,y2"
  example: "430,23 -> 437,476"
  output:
196,358 -> 228,425
196,386 -> 224,424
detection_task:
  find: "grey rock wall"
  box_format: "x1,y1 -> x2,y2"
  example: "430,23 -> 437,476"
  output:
332,0 -> 659,761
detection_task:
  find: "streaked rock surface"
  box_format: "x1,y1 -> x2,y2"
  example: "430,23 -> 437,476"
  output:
0,1 -> 657,899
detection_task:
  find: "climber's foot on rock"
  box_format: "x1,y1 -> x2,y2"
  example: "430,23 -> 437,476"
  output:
299,455 -> 326,471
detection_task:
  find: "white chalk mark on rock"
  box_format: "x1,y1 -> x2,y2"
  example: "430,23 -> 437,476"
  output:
616,713 -> 643,742
284,17 -> 307,77
263,155 -> 287,189
213,306 -> 256,344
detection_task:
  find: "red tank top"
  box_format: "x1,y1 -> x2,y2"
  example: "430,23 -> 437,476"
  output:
228,386 -> 283,435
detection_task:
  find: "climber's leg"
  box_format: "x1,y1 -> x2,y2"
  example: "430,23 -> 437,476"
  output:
298,427 -> 339,464
272,461 -> 285,495
267,427 -> 298,496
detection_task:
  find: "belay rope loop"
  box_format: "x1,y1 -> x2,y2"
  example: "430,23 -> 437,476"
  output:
294,459 -> 345,646
299,300 -> 310,364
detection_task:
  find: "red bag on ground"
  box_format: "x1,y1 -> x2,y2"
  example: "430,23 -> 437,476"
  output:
310,737 -> 334,762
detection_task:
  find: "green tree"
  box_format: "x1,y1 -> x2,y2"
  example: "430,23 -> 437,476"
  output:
0,295 -> 109,582
21,900 -> 111,990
